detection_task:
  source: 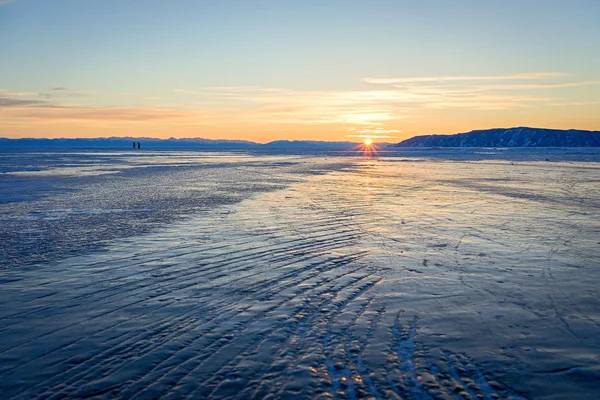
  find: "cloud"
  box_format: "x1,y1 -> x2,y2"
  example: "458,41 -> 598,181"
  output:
347,128 -> 402,139
0,88 -> 38,97
363,72 -> 568,84
0,104 -> 192,122
13,107 -> 191,122
40,87 -> 93,98
0,91 -> 205,124
0,0 -> 16,5
190,86 -> 408,126
169,72 -> 598,133
0,96 -> 53,108
3,72 -> 596,131
473,81 -> 600,90
546,101 -> 600,107
187,72 -> 584,125
174,89 -> 203,95
348,135 -> 396,139
356,129 -> 401,133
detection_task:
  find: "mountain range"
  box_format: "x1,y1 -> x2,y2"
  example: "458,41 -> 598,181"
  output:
393,127 -> 600,147
0,137 -> 363,151
2,127 -> 600,150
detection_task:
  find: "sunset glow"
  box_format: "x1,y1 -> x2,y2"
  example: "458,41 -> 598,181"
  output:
0,1 -> 599,142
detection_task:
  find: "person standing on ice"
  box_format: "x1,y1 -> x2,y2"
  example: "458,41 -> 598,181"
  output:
133,141 -> 136,149
137,142 -> 140,149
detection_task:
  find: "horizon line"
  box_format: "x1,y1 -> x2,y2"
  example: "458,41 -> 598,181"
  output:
2,125 -> 599,144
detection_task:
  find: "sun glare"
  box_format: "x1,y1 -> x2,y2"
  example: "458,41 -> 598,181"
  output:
364,139 -> 372,146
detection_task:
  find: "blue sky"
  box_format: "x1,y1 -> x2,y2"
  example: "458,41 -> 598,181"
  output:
1,0 -> 599,141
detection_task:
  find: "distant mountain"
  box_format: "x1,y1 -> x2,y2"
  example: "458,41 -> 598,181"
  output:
0,137 -> 371,151
0,137 -> 260,150
394,127 -> 600,147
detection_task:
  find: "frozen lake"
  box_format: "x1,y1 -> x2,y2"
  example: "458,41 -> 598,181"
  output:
1,149 -> 599,399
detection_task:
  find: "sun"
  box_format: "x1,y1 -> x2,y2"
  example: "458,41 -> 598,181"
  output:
364,139 -> 372,146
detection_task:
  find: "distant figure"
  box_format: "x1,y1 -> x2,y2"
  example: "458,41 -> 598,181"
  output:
133,141 -> 136,149
137,142 -> 141,149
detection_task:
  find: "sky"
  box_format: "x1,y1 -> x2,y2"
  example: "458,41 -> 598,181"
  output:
1,0 -> 599,143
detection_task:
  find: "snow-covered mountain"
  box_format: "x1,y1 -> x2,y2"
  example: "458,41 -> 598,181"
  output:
394,127 -> 600,147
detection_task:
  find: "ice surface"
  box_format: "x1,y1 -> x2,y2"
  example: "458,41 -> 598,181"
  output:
0,151 -> 347,269
1,150 -> 599,399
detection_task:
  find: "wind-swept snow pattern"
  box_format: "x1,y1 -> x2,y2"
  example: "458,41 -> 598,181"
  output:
1,150 -> 600,399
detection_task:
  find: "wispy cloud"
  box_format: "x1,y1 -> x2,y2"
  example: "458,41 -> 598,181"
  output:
0,0 -> 16,5
2,72 -> 597,133
0,90 -> 207,124
0,96 -> 52,108
363,72 -> 568,84
0,89 -> 39,97
182,72 -> 594,127
9,107 -> 191,122
357,129 -> 401,133
347,128 -> 402,139
165,72 -> 600,137
190,86 -> 408,126
38,87 -> 94,99
174,89 -> 203,95
473,81 -> 600,90
348,135 -> 396,139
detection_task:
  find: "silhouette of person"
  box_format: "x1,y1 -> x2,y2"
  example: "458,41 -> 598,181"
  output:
137,142 -> 140,149
133,141 -> 136,149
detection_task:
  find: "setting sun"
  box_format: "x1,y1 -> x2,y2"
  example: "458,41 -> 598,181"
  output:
364,139 -> 372,146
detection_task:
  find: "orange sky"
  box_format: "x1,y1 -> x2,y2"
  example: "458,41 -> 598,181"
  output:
3,75 -> 599,143
1,1 -> 599,142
